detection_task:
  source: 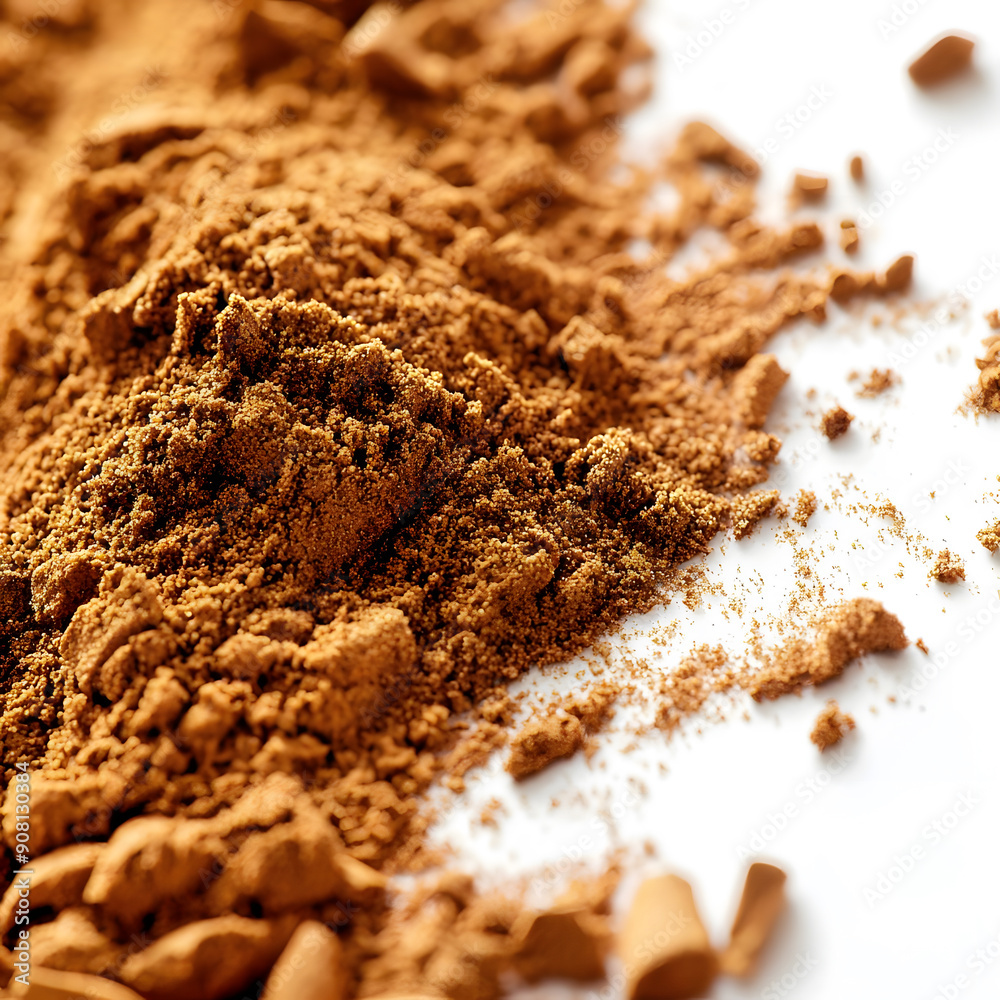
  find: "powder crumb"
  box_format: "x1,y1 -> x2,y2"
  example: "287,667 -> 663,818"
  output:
930,549 -> 965,584
507,715 -> 585,781
821,405 -> 854,439
986,310 -> 1000,330
792,490 -> 818,528
567,685 -> 618,735
730,490 -> 781,540
908,33 -> 975,87
849,155 -> 865,183
977,521 -> 1000,554
916,638 -> 929,655
810,701 -> 856,751
793,171 -> 828,199
839,220 -> 859,254
749,598 -> 908,701
857,368 -> 900,397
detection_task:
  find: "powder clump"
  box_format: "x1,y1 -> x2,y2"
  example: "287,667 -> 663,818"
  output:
507,714 -> 585,780
730,490 -> 781,540
930,549 -> 965,584
749,598 -> 907,701
810,700 -> 856,751
978,521 -> 1000,554
821,405 -> 853,439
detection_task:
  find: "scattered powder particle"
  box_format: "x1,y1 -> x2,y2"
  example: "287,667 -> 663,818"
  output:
809,700 -> 856,751
930,549 -> 965,584
840,220 -> 859,254
730,490 -> 781,540
908,33 -> 975,87
621,875 -> 717,1000
916,638 -> 930,655
849,155 -> 865,183
858,368 -> 900,397
821,405 -> 854,439
507,715 -> 585,780
479,798 -> 504,828
657,645 -> 730,733
792,490 -> 818,528
748,598 -> 908,701
720,863 -> 787,977
793,171 -> 828,199
977,521 -> 1000,554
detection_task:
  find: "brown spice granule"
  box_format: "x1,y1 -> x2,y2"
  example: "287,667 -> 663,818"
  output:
821,405 -> 854,439
792,490 -> 818,527
916,638 -> 930,655
730,490 -> 782,540
930,549 -> 966,584
507,714 -> 585,780
978,521 -> 1000,554
908,33 -> 975,87
840,220 -> 859,254
749,598 -> 908,701
857,367 -> 900,397
810,700 -> 856,751
849,155 -> 865,183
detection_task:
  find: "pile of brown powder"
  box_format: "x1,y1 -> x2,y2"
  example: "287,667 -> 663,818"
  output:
0,0 -> 917,996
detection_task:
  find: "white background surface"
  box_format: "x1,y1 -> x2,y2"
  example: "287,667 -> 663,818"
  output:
430,2 -> 1000,997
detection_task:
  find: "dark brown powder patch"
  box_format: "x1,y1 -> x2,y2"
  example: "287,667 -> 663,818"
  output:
821,405 -> 853,439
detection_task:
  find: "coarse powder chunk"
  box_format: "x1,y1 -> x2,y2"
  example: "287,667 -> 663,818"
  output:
810,700 -> 856,751
930,549 -> 965,584
0,0 -> 917,993
748,598 -> 908,701
821,405 -> 853,439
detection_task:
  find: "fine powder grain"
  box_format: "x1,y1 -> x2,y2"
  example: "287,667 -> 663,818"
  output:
0,0 -> 915,996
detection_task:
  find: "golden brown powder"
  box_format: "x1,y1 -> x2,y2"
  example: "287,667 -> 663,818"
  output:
810,700 -> 856,751
748,598 -> 907,701
930,549 -> 966,584
0,0 -> 922,994
977,521 -> 1000,554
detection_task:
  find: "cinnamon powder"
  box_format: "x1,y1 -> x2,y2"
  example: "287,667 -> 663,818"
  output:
0,0 -> 917,995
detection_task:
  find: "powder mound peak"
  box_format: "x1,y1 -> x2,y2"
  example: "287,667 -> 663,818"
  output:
93,294 -> 487,586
